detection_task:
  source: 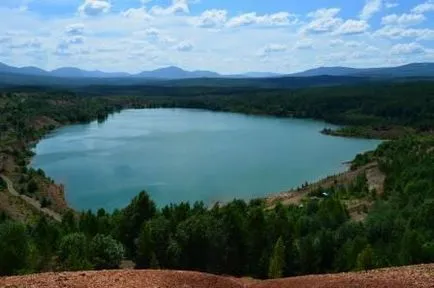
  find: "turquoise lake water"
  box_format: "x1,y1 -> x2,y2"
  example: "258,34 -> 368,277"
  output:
31,109 -> 381,211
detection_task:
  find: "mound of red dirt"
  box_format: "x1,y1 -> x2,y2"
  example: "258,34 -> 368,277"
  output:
1,264 -> 433,288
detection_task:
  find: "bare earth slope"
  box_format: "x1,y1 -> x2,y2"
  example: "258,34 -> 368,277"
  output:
1,264 -> 433,288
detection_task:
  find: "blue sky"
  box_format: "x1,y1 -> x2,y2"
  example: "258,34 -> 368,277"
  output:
0,0 -> 433,73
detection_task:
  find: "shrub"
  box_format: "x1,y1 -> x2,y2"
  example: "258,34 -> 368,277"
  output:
58,233 -> 92,271
90,234 -> 124,270
0,221 -> 31,276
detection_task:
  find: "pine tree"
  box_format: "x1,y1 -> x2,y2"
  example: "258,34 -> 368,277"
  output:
268,237 -> 286,279
356,244 -> 375,271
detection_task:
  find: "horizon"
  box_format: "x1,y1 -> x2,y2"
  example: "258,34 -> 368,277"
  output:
1,0 -> 434,74
2,60 -> 433,76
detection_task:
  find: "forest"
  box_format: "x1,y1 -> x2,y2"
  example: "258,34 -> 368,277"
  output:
1,136 -> 434,278
0,82 -> 434,278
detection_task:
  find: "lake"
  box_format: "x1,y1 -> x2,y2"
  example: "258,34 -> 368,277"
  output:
31,109 -> 381,211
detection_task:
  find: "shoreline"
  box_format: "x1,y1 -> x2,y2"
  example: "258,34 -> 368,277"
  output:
2,100 -> 388,219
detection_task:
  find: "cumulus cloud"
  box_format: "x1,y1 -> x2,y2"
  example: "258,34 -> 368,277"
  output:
412,0 -> 434,14
78,0 -> 111,16
121,7 -> 152,20
0,36 -> 12,44
385,1 -> 399,8
390,42 -> 426,55
294,39 -> 313,50
150,0 -> 189,16
175,41 -> 193,51
65,23 -> 85,36
307,8 -> 341,19
194,9 -> 227,28
226,12 -> 298,28
374,26 -> 434,40
67,36 -> 85,45
360,0 -> 382,20
8,38 -> 42,49
259,44 -> 287,57
303,8 -> 342,33
381,13 -> 425,26
334,20 -> 369,35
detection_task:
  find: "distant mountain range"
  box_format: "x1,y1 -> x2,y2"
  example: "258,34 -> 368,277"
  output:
0,62 -> 280,80
2,62 -> 434,80
290,63 -> 434,78
2,62 -> 433,80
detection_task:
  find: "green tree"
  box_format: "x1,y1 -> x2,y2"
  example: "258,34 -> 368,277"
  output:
58,233 -> 92,271
119,191 -> 156,256
90,234 -> 124,270
356,244 -> 375,271
27,179 -> 38,194
135,222 -> 154,269
268,237 -> 286,279
0,221 -> 31,276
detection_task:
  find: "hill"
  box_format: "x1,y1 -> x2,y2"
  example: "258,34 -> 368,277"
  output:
1,264 -> 433,288
289,63 -> 434,78
2,62 -> 434,80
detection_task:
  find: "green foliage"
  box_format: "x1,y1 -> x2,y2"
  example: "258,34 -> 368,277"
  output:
356,245 -> 375,271
268,237 -> 285,279
0,221 -> 31,276
58,233 -> 92,271
27,178 -> 38,194
0,177 -> 6,190
119,191 -> 156,257
135,223 -> 154,269
89,234 -> 124,270
2,87 -> 434,279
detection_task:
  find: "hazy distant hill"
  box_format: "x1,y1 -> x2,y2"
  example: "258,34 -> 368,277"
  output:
289,67 -> 360,77
2,62 -> 434,79
288,63 -> 434,78
51,67 -> 130,78
136,66 -> 220,79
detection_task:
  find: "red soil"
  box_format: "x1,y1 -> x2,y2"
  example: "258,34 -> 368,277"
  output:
1,264 -> 433,288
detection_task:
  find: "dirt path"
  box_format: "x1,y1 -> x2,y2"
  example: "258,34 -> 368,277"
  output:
0,174 -> 62,222
1,264 -> 433,288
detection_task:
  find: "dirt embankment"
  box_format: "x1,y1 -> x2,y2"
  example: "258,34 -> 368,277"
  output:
1,264 -> 433,288
0,174 -> 62,222
265,162 -> 380,207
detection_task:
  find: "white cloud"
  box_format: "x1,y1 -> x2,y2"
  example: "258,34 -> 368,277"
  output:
175,41 -> 193,51
78,0 -> 111,16
65,23 -> 85,36
385,1 -> 399,8
8,38 -> 42,49
0,36 -> 12,44
412,0 -> 434,14
143,28 -> 160,37
260,44 -> 287,56
307,8 -> 341,19
150,0 -> 189,16
360,0 -> 382,20
1,0 -> 433,74
334,20 -> 369,35
381,13 -> 425,26
304,8 -> 342,33
294,39 -> 313,50
226,12 -> 298,28
67,35 -> 85,45
391,42 -> 426,55
121,7 -> 152,20
195,9 -> 227,28
374,26 -> 434,40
